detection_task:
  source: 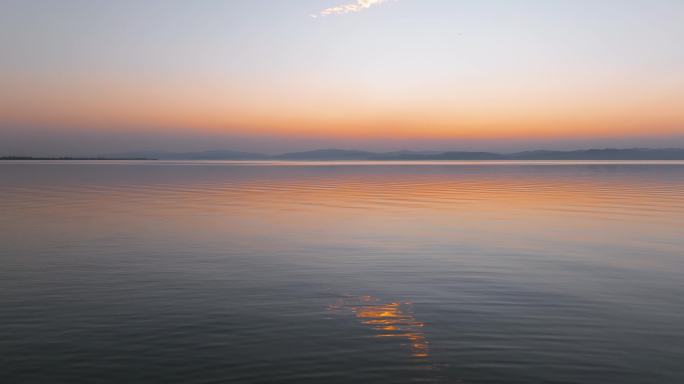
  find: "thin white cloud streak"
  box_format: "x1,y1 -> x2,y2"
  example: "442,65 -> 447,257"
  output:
312,0 -> 394,18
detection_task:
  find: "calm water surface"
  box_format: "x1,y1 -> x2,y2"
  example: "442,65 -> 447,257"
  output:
1,161 -> 683,383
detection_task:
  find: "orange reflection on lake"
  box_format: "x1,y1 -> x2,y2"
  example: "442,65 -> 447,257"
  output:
330,295 -> 429,359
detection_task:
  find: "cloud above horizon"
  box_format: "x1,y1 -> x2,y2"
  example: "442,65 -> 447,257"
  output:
312,0 -> 394,17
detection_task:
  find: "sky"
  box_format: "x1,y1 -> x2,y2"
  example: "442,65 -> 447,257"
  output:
1,0 -> 683,155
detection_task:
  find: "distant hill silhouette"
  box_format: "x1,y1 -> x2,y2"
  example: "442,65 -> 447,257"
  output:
41,147 -> 684,161
369,148 -> 684,161
271,148 -> 684,160
272,149 -> 377,160
507,148 -> 684,160
370,151 -> 506,160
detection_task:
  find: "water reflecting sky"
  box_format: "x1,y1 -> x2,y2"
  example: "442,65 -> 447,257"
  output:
1,161 -> 683,383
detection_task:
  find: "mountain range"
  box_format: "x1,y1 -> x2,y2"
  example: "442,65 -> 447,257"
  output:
99,148 -> 684,161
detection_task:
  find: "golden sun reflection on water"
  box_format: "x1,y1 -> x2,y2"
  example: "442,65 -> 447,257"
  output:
330,295 -> 429,359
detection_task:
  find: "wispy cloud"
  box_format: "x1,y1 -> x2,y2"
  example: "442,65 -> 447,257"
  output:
311,0 -> 394,18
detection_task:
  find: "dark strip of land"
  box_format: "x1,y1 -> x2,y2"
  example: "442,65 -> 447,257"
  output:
0,157 -> 154,161
100,148 -> 684,161
5,148 -> 684,161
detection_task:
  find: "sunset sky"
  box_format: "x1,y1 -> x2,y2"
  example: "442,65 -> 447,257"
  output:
2,0 -> 683,155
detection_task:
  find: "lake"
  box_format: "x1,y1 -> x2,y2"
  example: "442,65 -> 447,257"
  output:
1,161 -> 683,383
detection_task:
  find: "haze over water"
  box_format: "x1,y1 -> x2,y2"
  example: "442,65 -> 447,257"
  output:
1,161 -> 683,383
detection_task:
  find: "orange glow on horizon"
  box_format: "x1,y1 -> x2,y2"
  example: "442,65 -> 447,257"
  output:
3,0 -> 684,152
3,70 -> 683,143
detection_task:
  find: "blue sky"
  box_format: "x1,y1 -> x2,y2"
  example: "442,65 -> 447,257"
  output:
1,0 -> 683,155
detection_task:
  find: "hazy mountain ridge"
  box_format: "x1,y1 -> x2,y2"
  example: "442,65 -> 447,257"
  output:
96,148 -> 684,161
507,148 -> 684,160
271,149 -> 377,160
